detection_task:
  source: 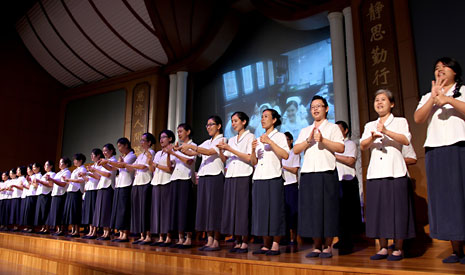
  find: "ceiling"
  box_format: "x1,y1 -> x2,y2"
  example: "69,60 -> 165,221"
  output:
15,0 -> 338,88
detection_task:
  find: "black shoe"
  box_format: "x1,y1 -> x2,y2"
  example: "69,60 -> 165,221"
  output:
203,246 -> 221,251
265,250 -> 280,256
198,245 -> 209,251
178,244 -> 192,249
132,240 -> 143,244
236,248 -> 248,253
150,241 -> 164,246
252,249 -> 268,255
370,253 -> 388,260
387,253 -> 403,261
159,242 -> 172,247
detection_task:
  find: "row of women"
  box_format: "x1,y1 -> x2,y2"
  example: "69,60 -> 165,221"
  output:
0,57 -> 464,264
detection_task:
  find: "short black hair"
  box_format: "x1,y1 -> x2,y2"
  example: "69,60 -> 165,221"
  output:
284,131 -> 294,149
336,120 -> 351,137
61,157 -> 72,168
91,148 -> 104,159
45,160 -> 55,173
117,137 -> 134,152
159,129 -> 176,144
231,111 -> 249,128
103,143 -> 116,156
208,115 -> 224,134
178,123 -> 193,138
17,166 -> 27,176
73,153 -> 86,164
143,133 -> 156,146
263,108 -> 282,127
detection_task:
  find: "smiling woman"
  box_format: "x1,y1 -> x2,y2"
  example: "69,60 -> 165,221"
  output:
361,89 -> 414,261
414,57 -> 465,264
294,95 -> 344,259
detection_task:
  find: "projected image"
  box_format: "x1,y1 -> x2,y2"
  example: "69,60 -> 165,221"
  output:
222,38 -> 334,139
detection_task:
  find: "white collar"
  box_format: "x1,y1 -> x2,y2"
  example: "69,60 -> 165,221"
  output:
211,134 -> 224,142
236,130 -> 250,143
376,113 -> 394,127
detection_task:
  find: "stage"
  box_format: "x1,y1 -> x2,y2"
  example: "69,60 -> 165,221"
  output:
0,232 -> 463,274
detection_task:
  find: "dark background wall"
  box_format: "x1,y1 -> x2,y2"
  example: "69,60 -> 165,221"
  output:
61,89 -> 126,161
409,0 -> 465,96
0,8 -> 64,172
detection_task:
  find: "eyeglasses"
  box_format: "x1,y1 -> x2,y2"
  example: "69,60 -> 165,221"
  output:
311,104 -> 324,110
206,123 -> 217,128
160,135 -> 168,139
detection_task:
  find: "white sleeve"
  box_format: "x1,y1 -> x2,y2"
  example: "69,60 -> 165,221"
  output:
295,127 -> 309,144
344,141 -> 357,158
360,122 -> 373,142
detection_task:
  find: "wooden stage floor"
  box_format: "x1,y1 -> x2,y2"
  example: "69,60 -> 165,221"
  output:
0,232 -> 463,274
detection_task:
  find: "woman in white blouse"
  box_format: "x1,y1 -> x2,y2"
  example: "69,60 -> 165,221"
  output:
62,153 -> 87,237
0,172 -> 10,230
8,168 -> 20,230
17,166 -> 28,230
80,149 -> 103,239
334,121 -> 363,253
282,131 -> 300,247
91,144 -> 117,240
361,89 -> 415,261
45,158 -> 72,236
414,57 -> 465,263
180,115 -> 226,251
164,123 -> 197,248
100,138 -> 136,242
34,160 -> 55,234
124,133 -> 156,244
218,111 -> 254,253
21,165 -> 37,232
294,96 -> 344,258
250,109 -> 289,256
148,130 -> 175,246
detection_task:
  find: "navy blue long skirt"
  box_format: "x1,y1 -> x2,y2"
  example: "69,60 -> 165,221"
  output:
9,198 -> 21,225
63,191 -> 82,225
110,186 -> 132,231
221,176 -> 251,236
150,184 -> 172,234
298,171 -> 339,238
46,194 -> 66,227
34,194 -> 51,226
170,179 -> 195,233
22,196 -> 37,226
131,184 -> 152,233
195,174 -> 224,232
251,177 -> 286,237
284,183 -> 299,231
426,142 -> 465,240
338,177 -> 363,237
81,190 -> 97,225
93,187 -> 114,228
366,176 -> 415,239
2,200 -> 11,225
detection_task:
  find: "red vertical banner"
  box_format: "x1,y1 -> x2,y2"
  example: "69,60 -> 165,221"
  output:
360,0 -> 403,120
130,82 -> 151,156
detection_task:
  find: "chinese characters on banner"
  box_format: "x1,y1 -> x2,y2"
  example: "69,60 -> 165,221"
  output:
130,82 -> 150,156
361,0 -> 403,120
